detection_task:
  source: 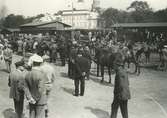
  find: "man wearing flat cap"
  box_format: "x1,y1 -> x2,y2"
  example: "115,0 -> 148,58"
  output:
24,56 -> 47,118
111,54 -> 131,118
8,60 -> 26,118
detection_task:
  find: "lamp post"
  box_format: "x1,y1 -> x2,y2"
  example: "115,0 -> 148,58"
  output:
72,1 -> 74,29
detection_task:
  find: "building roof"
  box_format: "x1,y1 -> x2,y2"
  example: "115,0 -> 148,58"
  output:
111,22 -> 167,28
20,20 -> 71,27
61,9 -> 90,12
0,28 -> 20,33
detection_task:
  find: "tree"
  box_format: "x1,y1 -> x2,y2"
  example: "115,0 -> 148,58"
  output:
100,7 -> 132,28
127,1 -> 153,22
127,1 -> 152,11
154,8 -> 167,22
3,14 -> 25,28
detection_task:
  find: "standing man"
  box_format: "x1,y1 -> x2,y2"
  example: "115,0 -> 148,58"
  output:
3,44 -> 13,72
59,43 -> 66,66
8,60 -> 25,118
24,55 -> 47,118
111,56 -> 131,118
40,56 -> 56,118
73,48 -> 90,96
68,45 -> 78,78
82,46 -> 92,80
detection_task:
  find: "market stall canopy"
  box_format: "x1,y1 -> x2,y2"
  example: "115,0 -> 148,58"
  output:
20,20 -> 71,33
111,22 -> 167,28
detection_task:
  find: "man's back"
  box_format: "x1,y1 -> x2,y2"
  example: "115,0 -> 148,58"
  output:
25,68 -> 46,105
9,69 -> 25,101
114,67 -> 130,100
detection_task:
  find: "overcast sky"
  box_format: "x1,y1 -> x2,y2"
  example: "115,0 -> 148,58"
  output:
0,0 -> 167,17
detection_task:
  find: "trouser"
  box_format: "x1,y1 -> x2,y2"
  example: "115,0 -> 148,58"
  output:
61,57 -> 66,66
111,98 -> 128,118
29,104 -> 46,118
14,97 -> 24,118
68,61 -> 75,78
74,76 -> 85,96
45,84 -> 52,117
5,60 -> 12,72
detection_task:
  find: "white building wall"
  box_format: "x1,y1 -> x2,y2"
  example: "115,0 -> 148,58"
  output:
61,10 -> 99,29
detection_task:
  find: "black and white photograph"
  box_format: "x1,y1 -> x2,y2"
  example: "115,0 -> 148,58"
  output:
0,0 -> 167,118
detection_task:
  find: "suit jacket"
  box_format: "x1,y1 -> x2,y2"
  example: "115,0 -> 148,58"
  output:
25,67 -> 47,105
8,69 -> 25,101
114,67 -> 131,100
74,55 -> 90,78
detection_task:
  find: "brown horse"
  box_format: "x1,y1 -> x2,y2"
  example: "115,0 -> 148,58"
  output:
94,46 -> 117,83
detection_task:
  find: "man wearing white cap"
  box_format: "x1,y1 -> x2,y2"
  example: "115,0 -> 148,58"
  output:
24,55 -> 47,118
27,53 -> 42,68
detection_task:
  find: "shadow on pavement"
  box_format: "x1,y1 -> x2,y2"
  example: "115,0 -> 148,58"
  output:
85,107 -> 110,118
61,87 -> 74,95
89,76 -> 114,87
60,72 -> 70,79
2,108 -> 17,118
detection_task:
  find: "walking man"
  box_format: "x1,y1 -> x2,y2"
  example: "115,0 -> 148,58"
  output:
111,55 -> 131,118
24,55 -> 47,118
8,60 -> 25,118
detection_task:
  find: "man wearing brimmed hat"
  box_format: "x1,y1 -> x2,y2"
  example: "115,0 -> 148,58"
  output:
8,60 -> 26,118
111,54 -> 131,118
24,55 -> 47,118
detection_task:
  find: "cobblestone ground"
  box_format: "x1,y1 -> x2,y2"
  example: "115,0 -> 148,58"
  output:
0,54 -> 167,118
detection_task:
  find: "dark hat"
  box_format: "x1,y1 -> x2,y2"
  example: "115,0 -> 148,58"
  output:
15,60 -> 25,67
77,49 -> 83,55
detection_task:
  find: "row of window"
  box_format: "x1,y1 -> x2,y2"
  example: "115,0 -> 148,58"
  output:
62,15 -> 89,21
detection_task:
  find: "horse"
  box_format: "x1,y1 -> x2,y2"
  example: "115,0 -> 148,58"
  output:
122,45 -> 140,75
94,46 -> 116,83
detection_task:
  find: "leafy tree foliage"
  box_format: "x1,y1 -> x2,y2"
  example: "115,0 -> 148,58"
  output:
127,1 -> 152,11
153,8 -> 167,22
100,0 -> 163,27
3,14 -> 25,28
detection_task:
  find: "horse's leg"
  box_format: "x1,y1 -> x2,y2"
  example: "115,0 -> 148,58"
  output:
100,65 -> 104,83
137,62 -> 141,75
97,63 -> 99,77
108,66 -> 111,83
128,60 -> 130,68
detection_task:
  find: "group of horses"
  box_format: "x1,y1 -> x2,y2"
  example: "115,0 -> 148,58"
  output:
88,42 -> 155,83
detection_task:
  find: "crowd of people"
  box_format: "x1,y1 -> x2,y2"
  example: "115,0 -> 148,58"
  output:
0,29 -> 167,118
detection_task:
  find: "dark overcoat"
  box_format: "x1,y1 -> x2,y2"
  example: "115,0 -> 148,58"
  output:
74,55 -> 90,78
114,67 -> 131,100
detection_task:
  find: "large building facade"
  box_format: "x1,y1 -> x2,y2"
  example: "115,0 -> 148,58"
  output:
60,0 -> 103,29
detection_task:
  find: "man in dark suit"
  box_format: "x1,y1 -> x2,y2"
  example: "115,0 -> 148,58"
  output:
111,55 -> 131,118
74,47 -> 90,96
